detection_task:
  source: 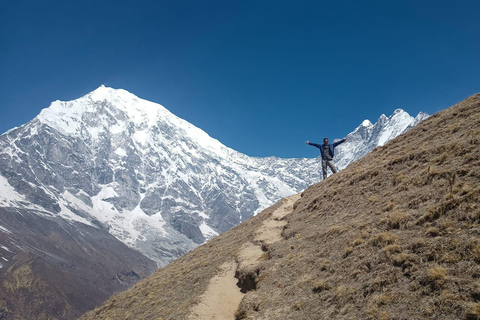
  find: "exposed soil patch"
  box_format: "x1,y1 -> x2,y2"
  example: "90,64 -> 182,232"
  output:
188,261 -> 244,320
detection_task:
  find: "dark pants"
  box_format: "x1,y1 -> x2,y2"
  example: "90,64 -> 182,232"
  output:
322,159 -> 337,179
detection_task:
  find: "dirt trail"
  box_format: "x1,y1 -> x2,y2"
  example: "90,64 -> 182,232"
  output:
188,194 -> 300,320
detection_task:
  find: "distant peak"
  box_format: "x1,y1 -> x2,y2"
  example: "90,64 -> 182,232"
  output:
361,119 -> 373,127
87,85 -> 136,103
378,114 -> 388,121
90,84 -> 129,93
416,111 -> 430,119
89,86 -> 112,102
90,84 -> 109,93
91,84 -> 114,93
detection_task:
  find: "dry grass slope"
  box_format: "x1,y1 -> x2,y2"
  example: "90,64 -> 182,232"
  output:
80,94 -> 480,320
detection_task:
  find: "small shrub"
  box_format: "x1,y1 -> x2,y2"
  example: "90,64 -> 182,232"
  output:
471,282 -> 480,301
405,221 -> 416,229
441,252 -> 462,264
371,293 -> 392,306
292,301 -> 304,311
385,210 -> 409,229
436,153 -> 448,164
392,253 -> 416,270
353,238 -> 365,246
383,200 -> 395,212
313,279 -> 329,293
335,285 -> 348,301
471,244 -> 480,263
351,269 -> 363,278
369,232 -> 398,247
366,294 -> 392,320
440,218 -> 455,230
417,203 -> 448,224
234,309 -> 247,320
328,226 -> 348,235
466,302 -> 480,320
382,244 -> 400,254
410,238 -> 426,253
426,227 -> 441,237
429,197 -> 461,219
393,173 -> 407,186
469,129 -> 480,145
468,206 -> 480,221
427,265 -> 447,287
344,246 -> 354,258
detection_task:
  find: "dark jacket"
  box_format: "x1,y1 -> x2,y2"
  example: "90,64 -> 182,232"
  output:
308,139 -> 346,160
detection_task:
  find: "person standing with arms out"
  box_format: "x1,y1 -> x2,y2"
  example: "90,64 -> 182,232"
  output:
306,137 -> 347,180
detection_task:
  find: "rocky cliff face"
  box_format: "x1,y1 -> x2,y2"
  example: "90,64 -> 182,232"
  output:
0,86 -> 427,319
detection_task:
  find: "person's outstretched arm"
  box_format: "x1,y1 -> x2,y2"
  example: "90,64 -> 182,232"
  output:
306,141 -> 322,148
333,138 -> 347,148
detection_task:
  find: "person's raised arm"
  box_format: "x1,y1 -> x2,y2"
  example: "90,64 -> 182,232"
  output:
306,141 -> 322,148
333,138 -> 347,147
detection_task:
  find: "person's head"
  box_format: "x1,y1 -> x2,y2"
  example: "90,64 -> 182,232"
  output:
323,138 -> 329,145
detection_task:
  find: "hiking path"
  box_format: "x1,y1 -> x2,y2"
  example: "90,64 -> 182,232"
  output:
188,193 -> 300,320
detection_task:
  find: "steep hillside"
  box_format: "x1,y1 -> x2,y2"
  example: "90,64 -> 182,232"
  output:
80,94 -> 479,320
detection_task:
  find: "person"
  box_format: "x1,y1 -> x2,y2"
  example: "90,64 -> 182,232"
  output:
306,137 -> 347,180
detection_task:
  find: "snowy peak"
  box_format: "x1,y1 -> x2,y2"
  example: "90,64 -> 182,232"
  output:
361,119 -> 373,127
414,111 -> 430,125
37,86 -> 169,134
36,86 -> 230,157
333,108 -> 429,169
377,108 -> 421,146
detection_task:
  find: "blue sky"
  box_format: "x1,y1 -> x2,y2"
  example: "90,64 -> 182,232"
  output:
1,0 -> 479,158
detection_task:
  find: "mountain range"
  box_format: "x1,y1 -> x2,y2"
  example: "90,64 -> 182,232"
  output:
0,86 -> 427,319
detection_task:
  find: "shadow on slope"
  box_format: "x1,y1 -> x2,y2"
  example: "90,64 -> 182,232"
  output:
80,94 -> 480,320
0,209 -> 156,320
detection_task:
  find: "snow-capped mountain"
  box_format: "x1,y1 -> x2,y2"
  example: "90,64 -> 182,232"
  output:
0,86 -> 427,266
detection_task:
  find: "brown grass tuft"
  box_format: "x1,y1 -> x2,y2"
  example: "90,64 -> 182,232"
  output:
424,265 -> 448,289
382,244 -> 400,254
466,302 -> 480,320
426,227 -> 441,237
383,210 -> 409,229
428,265 -> 447,281
369,232 -> 398,247
292,301 -> 304,311
313,279 -> 330,293
352,238 -> 365,246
